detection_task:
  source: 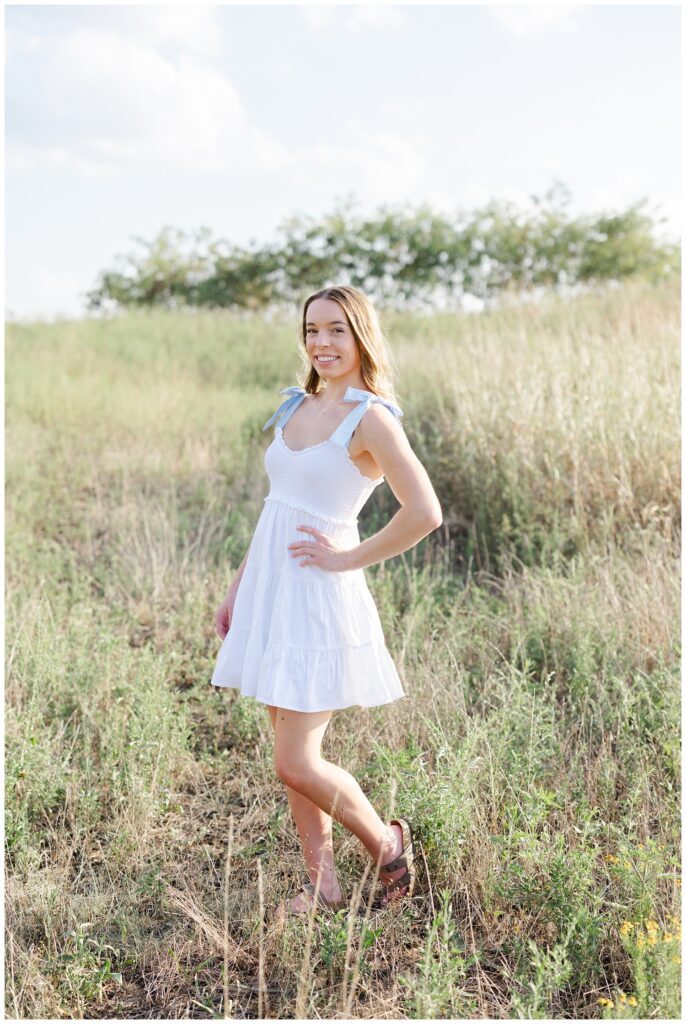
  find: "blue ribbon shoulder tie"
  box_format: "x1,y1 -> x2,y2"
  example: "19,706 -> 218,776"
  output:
341,386 -> 403,420
262,386 -> 307,431
330,386 -> 403,449
262,385 -> 403,444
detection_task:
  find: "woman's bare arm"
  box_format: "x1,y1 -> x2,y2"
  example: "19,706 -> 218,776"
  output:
342,405 -> 442,572
215,542 -> 252,639
231,547 -> 250,588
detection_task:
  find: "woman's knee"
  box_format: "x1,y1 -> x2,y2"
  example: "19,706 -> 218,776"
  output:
274,751 -> 317,792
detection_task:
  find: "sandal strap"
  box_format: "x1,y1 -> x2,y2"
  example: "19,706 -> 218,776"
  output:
300,882 -> 344,910
376,818 -> 417,903
380,852 -> 408,873
381,869 -> 411,892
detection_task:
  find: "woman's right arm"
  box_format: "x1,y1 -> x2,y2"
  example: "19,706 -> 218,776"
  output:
215,545 -> 250,640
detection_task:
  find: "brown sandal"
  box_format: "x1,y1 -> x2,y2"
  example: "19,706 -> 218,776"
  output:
374,817 -> 417,907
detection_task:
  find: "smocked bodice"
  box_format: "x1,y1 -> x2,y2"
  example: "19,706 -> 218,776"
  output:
262,385 -> 403,523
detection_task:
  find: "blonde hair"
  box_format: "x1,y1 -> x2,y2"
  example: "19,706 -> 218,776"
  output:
298,285 -> 400,405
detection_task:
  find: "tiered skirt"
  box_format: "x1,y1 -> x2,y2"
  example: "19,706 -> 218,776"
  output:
210,496 -> 406,712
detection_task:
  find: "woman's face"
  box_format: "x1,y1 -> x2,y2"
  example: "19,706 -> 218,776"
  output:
305,297 -> 360,380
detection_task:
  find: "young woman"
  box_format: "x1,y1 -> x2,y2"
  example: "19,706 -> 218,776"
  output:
211,285 -> 442,915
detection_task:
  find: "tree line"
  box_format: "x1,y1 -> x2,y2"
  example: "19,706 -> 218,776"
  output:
86,181 -> 679,313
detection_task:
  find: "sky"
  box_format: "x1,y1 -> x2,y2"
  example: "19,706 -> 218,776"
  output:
4,1 -> 682,321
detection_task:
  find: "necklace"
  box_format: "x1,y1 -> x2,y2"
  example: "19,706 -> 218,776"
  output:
312,392 -> 346,417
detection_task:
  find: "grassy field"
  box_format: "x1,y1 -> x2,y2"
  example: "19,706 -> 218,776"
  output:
5,275 -> 681,1018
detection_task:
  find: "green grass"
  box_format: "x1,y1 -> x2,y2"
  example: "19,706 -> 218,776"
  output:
5,276 -> 680,1018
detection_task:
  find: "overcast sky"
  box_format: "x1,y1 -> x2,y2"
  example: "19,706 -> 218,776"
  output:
5,2 -> 681,321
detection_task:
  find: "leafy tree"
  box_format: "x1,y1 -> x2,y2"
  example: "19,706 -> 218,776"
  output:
86,183 -> 679,314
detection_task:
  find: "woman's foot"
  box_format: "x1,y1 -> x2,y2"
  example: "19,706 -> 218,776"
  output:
377,821 -> 411,905
286,879 -> 344,914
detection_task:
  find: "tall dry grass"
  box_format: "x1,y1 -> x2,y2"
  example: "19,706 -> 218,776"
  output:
5,276 -> 680,1018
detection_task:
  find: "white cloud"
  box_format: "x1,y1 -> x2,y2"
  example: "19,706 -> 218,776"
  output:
8,27 -> 289,174
347,5 -> 406,31
296,4 -> 336,31
6,140 -> 118,177
297,4 -> 405,33
298,130 -> 426,202
122,4 -> 224,59
489,5 -> 581,40
8,5 -> 223,59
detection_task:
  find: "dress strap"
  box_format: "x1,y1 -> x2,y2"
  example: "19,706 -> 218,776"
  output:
329,386 -> 403,451
262,386 -> 307,432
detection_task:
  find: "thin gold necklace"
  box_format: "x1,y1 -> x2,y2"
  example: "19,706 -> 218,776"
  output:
313,391 -> 346,416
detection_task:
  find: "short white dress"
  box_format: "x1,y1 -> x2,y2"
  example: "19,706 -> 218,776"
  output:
210,384 -> 407,712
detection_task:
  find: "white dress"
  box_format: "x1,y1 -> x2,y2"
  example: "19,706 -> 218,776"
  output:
210,385 -> 407,713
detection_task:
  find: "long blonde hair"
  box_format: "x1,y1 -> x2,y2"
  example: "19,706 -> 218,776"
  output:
299,285 -> 400,405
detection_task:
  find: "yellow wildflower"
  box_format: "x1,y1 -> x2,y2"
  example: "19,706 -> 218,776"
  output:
647,936 -> 657,946
618,993 -> 627,1002
646,920 -> 659,933
672,956 -> 681,965
636,936 -> 645,949
597,996 -> 614,1007
664,931 -> 674,942
627,996 -> 638,1006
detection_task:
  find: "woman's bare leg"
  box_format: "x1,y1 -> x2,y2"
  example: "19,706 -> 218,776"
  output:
266,705 -> 343,912
268,705 -> 409,907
